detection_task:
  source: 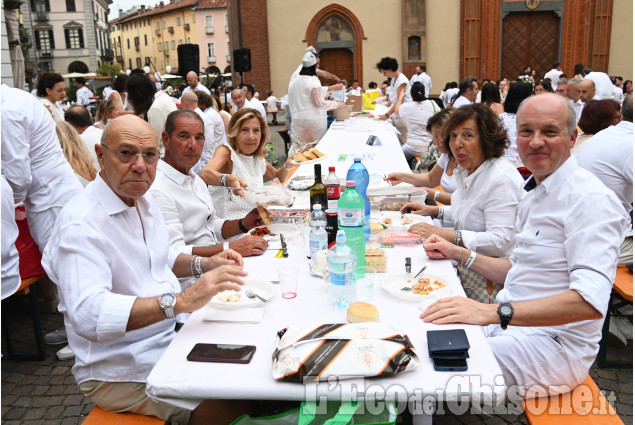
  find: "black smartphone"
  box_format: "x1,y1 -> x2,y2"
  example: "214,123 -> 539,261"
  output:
187,343 -> 257,364
432,358 -> 468,372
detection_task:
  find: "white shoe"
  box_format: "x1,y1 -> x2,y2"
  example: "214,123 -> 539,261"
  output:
56,345 -> 75,360
608,317 -> 627,347
44,328 -> 67,345
613,315 -> 633,340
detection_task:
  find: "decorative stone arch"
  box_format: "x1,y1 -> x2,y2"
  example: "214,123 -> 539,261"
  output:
305,4 -> 365,84
68,61 -> 89,73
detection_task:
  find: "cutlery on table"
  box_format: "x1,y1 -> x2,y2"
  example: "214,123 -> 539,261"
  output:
400,262 -> 432,291
244,288 -> 268,303
280,234 -> 289,258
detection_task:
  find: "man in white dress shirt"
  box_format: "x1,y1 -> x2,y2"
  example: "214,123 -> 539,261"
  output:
243,84 -> 267,119
348,80 -> 362,96
75,77 -> 94,106
421,93 -> 624,398
543,61 -> 562,90
231,88 -> 266,121
42,114 -> 250,424
179,71 -> 211,103
150,110 -> 268,290
582,67 -> 615,100
65,105 -> 101,170
410,65 -> 432,98
453,76 -> 479,108
179,92 -> 220,174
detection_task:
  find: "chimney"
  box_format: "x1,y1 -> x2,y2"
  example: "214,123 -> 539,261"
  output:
140,5 -> 145,11
118,8 -> 122,16
159,1 -> 164,7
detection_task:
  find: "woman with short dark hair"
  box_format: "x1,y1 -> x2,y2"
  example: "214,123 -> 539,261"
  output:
376,56 -> 412,144
401,104 -> 525,300
37,72 -> 66,121
480,82 -> 503,115
107,74 -> 134,116
499,82 -> 533,164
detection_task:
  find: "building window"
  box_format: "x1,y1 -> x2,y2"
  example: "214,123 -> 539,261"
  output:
186,37 -> 190,43
226,41 -> 231,56
225,13 -> 229,32
129,58 -> 132,69
158,42 -> 162,51
206,16 -> 212,27
156,21 -> 161,30
65,28 -> 84,49
65,0 -> 75,12
127,38 -> 130,49
178,39 -> 183,45
164,41 -> 168,51
171,40 -> 175,50
208,42 -> 215,58
134,36 -> 140,51
35,29 -> 54,54
136,57 -> 142,67
177,17 -> 181,26
162,20 -> 166,29
30,0 -> 50,12
144,34 -> 148,45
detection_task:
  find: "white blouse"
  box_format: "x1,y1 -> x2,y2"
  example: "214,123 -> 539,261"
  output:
441,157 -> 525,256
435,154 -> 457,193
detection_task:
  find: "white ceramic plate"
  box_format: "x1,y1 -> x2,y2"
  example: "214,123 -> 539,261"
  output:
249,223 -> 300,250
210,279 -> 275,309
290,152 -> 329,166
381,272 -> 454,302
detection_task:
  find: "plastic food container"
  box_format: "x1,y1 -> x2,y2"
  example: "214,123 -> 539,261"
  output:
373,189 -> 426,211
243,186 -> 293,206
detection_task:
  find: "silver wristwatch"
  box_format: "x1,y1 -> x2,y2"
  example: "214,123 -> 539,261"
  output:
158,293 -> 177,319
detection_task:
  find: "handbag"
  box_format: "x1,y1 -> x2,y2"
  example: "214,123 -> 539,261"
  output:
458,267 -> 499,304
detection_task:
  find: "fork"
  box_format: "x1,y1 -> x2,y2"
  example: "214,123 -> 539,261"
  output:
244,288 -> 268,303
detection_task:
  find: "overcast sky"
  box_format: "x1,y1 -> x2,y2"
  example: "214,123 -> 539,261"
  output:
108,0 -> 162,20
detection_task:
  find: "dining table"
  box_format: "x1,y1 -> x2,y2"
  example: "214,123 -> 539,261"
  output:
145,116 -> 507,424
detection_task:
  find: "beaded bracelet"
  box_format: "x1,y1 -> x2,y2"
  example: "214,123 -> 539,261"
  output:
454,229 -> 462,246
465,250 -> 477,269
194,256 -> 204,277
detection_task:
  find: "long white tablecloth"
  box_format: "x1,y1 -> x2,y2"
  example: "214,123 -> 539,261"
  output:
145,119 -> 506,419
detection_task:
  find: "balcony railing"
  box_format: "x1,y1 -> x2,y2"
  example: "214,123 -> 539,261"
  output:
207,56 -> 215,63
35,11 -> 48,20
103,48 -> 114,61
167,27 -> 174,34
155,29 -> 161,36
205,26 -> 214,34
225,25 -> 229,32
184,23 -> 190,31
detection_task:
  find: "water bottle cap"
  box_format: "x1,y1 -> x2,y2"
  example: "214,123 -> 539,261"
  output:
353,156 -> 361,161
312,204 -> 322,210
346,180 -> 356,187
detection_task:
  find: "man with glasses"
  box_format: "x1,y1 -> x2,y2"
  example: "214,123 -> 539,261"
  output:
42,115 -> 251,424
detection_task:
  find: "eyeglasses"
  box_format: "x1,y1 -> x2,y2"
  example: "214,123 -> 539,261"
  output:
101,144 -> 159,164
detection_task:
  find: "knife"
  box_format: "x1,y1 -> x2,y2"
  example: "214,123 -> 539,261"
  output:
280,234 -> 288,257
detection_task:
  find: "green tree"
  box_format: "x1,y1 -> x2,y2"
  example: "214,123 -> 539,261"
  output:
96,62 -> 121,77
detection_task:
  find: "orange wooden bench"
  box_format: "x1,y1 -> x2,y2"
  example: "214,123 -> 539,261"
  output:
597,266 -> 633,368
83,406 -> 168,424
523,374 -> 623,425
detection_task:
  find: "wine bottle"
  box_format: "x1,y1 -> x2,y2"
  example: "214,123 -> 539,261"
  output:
309,163 -> 328,211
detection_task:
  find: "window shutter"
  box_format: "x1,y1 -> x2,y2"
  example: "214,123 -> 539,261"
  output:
44,0 -> 50,11
35,30 -> 41,50
79,29 -> 84,48
64,29 -> 70,48
30,0 -> 35,11
49,30 -> 55,49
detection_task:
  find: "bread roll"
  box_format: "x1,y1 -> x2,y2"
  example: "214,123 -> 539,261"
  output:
257,206 -> 271,225
293,153 -> 307,163
303,150 -> 317,160
347,302 -> 380,323
310,148 -> 325,158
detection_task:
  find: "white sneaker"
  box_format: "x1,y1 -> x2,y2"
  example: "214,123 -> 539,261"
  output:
613,315 -> 633,340
608,317 -> 628,347
44,328 -> 67,345
56,345 -> 75,360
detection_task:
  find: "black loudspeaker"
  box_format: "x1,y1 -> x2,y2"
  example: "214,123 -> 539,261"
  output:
177,44 -> 200,78
233,48 -> 251,72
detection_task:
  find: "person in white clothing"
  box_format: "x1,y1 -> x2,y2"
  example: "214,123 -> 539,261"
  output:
577,79 -> 597,104
41,114 -> 251,424
286,51 -> 345,154
1,176 -> 20,300
575,94 -> 633,266
242,84 -> 267,120
195,90 -> 228,151
179,92 -> 219,175
452,76 -> 479,108
376,56 -> 412,145
179,71 -> 211,103
265,90 -> 279,125
443,82 -> 459,107
410,65 -> 432,98
582,68 -> 615,100
398,82 -> 437,163
37,72 -> 66,121
348,80 -> 362,96
101,77 -> 114,101
420,94 -> 624,397
64,105 -> 102,171
150,110 -> 269,290
231,88 -> 267,121
74,77 -> 94,106
543,61 -> 562,90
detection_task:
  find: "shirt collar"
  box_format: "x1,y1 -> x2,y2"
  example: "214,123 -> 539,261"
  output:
94,173 -> 151,215
456,157 -> 495,187
158,159 -> 191,186
523,156 -> 578,193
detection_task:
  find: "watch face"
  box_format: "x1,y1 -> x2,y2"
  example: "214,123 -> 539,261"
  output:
160,293 -> 176,306
500,305 -> 512,316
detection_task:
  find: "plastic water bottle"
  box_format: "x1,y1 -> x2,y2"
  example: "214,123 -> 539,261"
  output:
309,204 -> 328,259
327,230 -> 357,310
337,181 -> 366,270
346,156 -> 370,237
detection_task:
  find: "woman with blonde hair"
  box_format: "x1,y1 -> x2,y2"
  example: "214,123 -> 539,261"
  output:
201,108 -> 293,219
55,121 -> 97,186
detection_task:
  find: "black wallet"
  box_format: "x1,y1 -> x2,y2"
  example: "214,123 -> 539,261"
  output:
427,329 -> 470,359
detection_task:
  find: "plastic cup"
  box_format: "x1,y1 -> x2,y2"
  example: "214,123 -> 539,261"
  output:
278,266 -> 299,299
354,266 -> 376,301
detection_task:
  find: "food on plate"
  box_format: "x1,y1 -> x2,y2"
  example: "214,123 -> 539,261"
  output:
269,209 -> 310,217
293,153 -> 311,163
309,147 -> 325,158
382,218 -> 393,226
370,221 -> 384,235
257,205 -> 271,225
411,278 -> 446,295
401,215 -> 415,225
304,149 -> 317,160
292,148 -> 325,163
216,291 -> 241,303
365,248 -> 386,272
347,302 -> 380,323
250,226 -> 271,237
